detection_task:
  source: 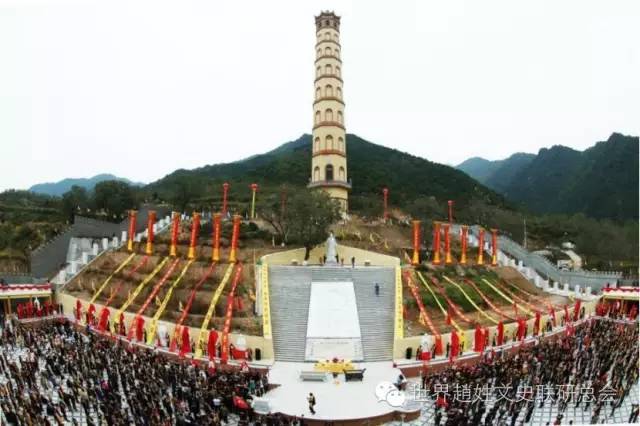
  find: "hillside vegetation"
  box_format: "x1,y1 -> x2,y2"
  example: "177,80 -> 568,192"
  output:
457,133 -> 639,221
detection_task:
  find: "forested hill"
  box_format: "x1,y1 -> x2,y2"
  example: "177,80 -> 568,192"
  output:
456,133 -> 639,221
145,133 -> 506,212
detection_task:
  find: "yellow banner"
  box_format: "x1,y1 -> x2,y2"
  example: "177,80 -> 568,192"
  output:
416,271 -> 463,333
261,263 -> 272,339
146,260 -> 194,345
111,257 -> 169,333
443,276 -> 499,324
194,263 -> 235,357
394,266 -> 404,340
89,253 -> 136,304
481,278 -> 533,315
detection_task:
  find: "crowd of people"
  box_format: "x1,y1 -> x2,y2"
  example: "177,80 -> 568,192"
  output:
0,317 -> 272,425
419,318 -> 639,425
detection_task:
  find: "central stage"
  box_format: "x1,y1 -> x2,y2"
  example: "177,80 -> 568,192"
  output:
305,281 -> 363,361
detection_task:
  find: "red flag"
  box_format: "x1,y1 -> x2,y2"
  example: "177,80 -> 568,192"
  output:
98,308 -> 110,332
207,329 -> 218,361
474,325 -> 482,352
517,318 -> 526,340
118,313 -> 125,335
87,304 -> 96,325
434,335 -> 443,356
533,311 -> 541,336
75,300 -> 82,321
450,331 -> 459,359
573,300 -> 581,321
482,328 -> 489,351
179,326 -> 190,358
497,321 -> 504,346
135,316 -> 144,341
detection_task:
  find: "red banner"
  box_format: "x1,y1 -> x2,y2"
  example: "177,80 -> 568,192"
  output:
103,256 -> 149,308
477,228 -> 485,264
497,321 -> 504,345
98,307 -> 110,331
170,263 -> 217,352
179,325 -> 190,358
0,284 -> 51,292
212,213 -> 221,262
517,318 -> 526,340
147,211 -> 156,244
450,331 -> 459,360
573,300 -> 581,321
208,329 -> 218,361
443,223 -> 452,264
170,212 -> 180,256
220,264 -> 244,363
460,225 -> 468,264
189,213 -> 200,249
126,259 -> 180,340
229,215 -> 241,263
533,311 -> 541,336
432,222 -> 441,264
412,220 -> 421,265
404,272 -> 442,355
430,277 -> 475,325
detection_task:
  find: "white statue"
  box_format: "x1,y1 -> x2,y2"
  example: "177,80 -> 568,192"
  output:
326,232 -> 338,264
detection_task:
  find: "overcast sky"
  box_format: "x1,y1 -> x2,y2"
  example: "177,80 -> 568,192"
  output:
1,0 -> 638,191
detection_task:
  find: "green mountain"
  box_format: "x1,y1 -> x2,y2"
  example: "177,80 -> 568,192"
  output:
457,133 -> 639,221
456,153 -> 536,189
29,173 -> 144,196
146,133 -> 506,211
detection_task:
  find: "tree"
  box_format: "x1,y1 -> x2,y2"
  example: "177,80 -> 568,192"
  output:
170,176 -> 199,213
261,190 -> 340,260
93,180 -> 136,220
61,185 -> 90,222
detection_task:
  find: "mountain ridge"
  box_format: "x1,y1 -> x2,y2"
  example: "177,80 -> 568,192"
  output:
29,174 -> 144,196
456,133 -> 639,220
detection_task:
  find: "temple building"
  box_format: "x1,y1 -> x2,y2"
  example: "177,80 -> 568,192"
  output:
308,11 -> 350,211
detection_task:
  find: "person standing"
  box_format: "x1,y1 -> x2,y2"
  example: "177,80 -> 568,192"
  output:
374,283 -> 380,296
351,257 -> 355,268
307,393 -> 316,415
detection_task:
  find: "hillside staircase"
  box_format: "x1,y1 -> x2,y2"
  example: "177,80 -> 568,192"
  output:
268,265 -> 395,362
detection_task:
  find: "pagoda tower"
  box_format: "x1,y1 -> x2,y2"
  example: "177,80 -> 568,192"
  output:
308,11 -> 350,211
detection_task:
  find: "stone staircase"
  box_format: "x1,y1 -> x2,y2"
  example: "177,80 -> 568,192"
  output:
268,266 -> 313,362
351,268 -> 395,361
268,266 -> 395,362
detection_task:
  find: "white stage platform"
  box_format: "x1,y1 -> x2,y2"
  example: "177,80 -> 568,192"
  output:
266,361 -> 415,421
305,281 -> 363,361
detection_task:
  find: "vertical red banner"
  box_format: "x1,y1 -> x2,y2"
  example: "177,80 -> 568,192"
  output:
411,220 -> 421,265
127,210 -> 137,252
460,225 -> 468,264
169,212 -> 180,257
444,223 -> 452,264
145,210 -> 156,255
433,222 -> 441,265
212,213 -> 221,262
187,213 -> 201,259
477,228 -> 485,265
229,215 -> 241,263
491,228 -> 498,266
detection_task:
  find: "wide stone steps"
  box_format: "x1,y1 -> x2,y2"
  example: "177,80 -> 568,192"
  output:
268,266 -> 396,362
